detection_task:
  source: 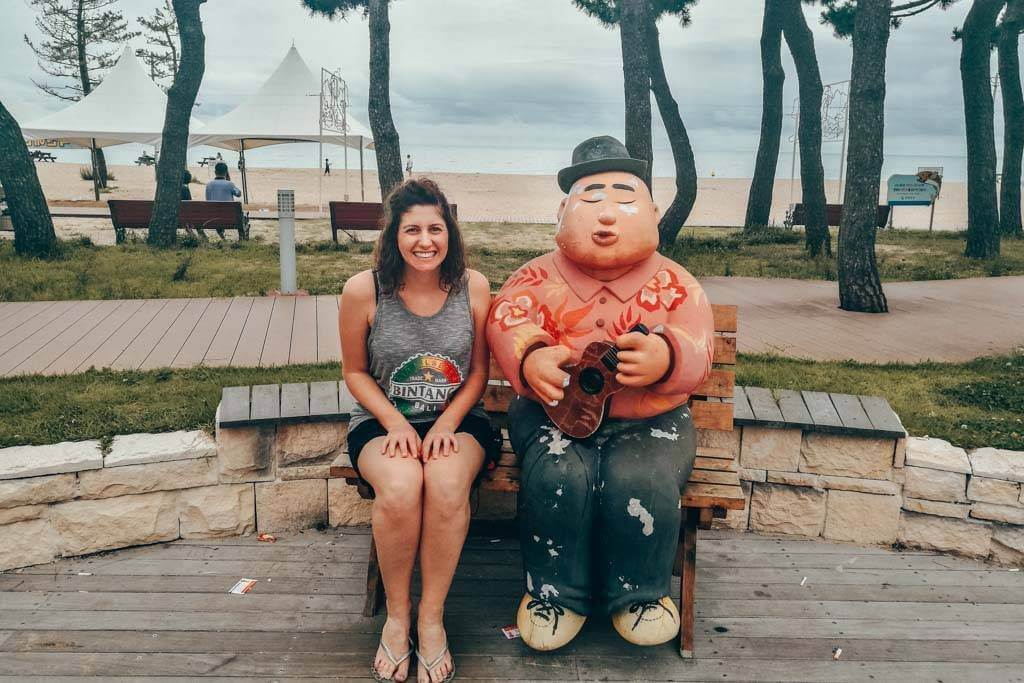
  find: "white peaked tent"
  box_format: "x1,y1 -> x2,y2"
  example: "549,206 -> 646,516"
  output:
21,46 -> 204,149
192,45 -> 374,205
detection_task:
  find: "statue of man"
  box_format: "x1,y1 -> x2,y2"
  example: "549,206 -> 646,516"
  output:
486,136 -> 715,650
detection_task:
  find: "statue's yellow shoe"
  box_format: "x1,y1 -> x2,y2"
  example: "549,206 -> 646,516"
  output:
611,596 -> 680,646
516,593 -> 586,651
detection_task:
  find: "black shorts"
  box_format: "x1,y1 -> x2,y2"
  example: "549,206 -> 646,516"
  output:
346,412 -> 501,483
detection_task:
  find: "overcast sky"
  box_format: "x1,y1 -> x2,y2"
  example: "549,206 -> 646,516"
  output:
1,0 -> 987,175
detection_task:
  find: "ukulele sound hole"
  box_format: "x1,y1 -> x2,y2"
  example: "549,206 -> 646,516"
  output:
578,367 -> 605,395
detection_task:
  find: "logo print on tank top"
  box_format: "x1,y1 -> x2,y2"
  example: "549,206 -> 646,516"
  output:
388,353 -> 464,416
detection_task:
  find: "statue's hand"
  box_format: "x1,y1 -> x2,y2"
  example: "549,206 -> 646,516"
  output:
523,345 -> 572,406
615,332 -> 670,387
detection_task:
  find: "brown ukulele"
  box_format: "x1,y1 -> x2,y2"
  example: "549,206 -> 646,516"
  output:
543,324 -> 649,438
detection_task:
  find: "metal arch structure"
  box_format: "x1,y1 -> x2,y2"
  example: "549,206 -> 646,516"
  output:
319,67 -> 363,213
787,79 -> 852,204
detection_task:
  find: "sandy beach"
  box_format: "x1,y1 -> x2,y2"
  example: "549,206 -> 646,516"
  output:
27,162 -> 969,245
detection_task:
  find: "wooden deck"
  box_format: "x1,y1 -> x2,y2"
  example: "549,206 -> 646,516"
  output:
1,528 -> 1022,681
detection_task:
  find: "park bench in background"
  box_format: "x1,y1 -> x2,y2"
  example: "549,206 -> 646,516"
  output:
107,199 -> 249,243
219,302 -> 743,658
787,203 -> 890,229
328,201 -> 458,243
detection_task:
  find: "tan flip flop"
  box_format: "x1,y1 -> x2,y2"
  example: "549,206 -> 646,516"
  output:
416,640 -> 454,683
371,636 -> 413,682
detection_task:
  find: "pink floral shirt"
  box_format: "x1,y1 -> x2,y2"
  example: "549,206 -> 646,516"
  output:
487,250 -> 715,419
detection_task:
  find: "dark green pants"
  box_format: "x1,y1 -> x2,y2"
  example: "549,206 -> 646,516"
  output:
508,397 -> 696,616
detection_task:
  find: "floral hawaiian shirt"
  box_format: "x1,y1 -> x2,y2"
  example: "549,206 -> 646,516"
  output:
486,250 -> 715,419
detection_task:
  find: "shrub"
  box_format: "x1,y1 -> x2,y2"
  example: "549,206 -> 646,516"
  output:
79,166 -> 116,182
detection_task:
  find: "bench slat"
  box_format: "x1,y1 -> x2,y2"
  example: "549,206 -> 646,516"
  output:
692,369 -> 734,399
858,395 -> 907,436
309,381 -> 340,416
713,336 -> 737,365
744,386 -> 785,425
280,383 -> 310,419
219,386 -> 250,425
689,400 -> 734,431
830,392 -> 873,431
776,389 -> 815,428
732,386 -> 755,423
694,456 -> 737,472
801,390 -> 843,429
711,304 -> 737,333
688,469 -> 741,486
250,384 -> 281,421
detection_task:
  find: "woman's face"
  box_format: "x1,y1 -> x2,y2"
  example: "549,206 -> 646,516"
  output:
397,204 -> 449,273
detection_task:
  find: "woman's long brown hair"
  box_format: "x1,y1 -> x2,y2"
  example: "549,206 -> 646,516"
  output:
373,178 -> 466,296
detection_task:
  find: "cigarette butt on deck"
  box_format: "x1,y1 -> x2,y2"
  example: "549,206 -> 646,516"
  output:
832,647 -> 842,660
800,576 -> 807,586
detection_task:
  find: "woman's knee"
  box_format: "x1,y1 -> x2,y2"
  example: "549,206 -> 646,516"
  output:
364,456 -> 424,515
422,439 -> 481,515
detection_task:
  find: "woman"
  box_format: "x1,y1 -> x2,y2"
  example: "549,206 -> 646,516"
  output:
339,178 -> 495,683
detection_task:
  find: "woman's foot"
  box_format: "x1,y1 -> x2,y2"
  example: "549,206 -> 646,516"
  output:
416,618 -> 454,683
373,616 -> 413,682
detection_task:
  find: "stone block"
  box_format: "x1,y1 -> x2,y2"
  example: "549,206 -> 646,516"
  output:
904,437 -> 971,474
78,458 -> 218,500
968,448 -> 1024,483
179,484 -> 255,538
0,441 -> 102,481
217,425 -> 275,483
0,504 -> 47,526
275,422 -> 347,467
992,526 -> 1024,556
902,498 -> 970,519
903,466 -> 968,503
824,490 -> 900,545
740,427 -> 801,472
256,480 -> 328,532
279,465 -> 333,481
818,475 -> 900,496
970,502 -> 1024,525
327,478 -> 373,526
105,430 -> 216,467
696,427 -> 740,456
49,491 -> 180,557
739,467 -> 766,483
0,519 -> 62,571
989,540 -> 1024,567
967,476 -> 1021,506
475,488 -> 518,520
0,473 -> 76,509
748,482 -> 826,537
766,471 -> 821,488
893,438 -> 906,469
799,433 -> 893,479
898,510 -> 992,558
714,480 -> 752,531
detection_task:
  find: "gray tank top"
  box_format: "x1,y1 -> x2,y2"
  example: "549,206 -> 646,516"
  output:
348,272 -> 487,431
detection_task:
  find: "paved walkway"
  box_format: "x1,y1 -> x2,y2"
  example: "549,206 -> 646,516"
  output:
0,276 -> 1021,377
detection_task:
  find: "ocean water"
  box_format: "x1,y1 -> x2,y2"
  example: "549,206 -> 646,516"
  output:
42,140 -> 972,181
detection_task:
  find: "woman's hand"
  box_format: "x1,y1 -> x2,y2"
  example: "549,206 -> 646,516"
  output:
381,420 -> 421,459
421,422 -> 459,461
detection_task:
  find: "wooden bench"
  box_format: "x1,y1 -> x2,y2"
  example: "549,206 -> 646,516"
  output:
787,203 -> 890,229
107,199 -> 249,243
219,303 -> 742,658
328,201 -> 458,243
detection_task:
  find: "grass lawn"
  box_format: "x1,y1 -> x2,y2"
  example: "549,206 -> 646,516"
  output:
2,351 -> 1020,451
1,225 -> 1022,302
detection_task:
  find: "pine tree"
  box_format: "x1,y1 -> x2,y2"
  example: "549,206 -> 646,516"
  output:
998,0 -> 1024,238
137,0 -> 181,85
0,100 -> 58,258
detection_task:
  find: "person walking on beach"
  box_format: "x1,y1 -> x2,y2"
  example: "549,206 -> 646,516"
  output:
325,158 -> 331,175
406,154 -> 413,178
340,178 -> 498,682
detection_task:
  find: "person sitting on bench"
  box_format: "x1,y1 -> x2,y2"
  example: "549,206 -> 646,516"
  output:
205,162 -> 241,203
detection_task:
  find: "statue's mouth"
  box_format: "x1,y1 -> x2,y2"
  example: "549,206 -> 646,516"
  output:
592,230 -> 619,246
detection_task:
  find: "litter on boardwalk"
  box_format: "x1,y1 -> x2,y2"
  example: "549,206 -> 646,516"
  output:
501,625 -> 521,639
229,578 -> 258,594
832,647 -> 843,660
257,533 -> 277,543
800,576 -> 807,586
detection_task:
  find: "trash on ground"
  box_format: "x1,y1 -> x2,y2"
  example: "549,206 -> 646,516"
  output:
257,533 -> 277,543
229,578 -> 258,594
77,571 -> 92,576
832,647 -> 843,660
501,625 -> 520,639
1010,568 -> 1020,572
490,539 -> 501,543
799,576 -> 807,586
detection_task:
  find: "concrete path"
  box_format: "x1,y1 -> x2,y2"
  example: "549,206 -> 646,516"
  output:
0,276 -> 1021,377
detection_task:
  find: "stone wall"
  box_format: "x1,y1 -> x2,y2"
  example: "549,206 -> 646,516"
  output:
714,428 -> 1024,566
1,419 -> 1021,572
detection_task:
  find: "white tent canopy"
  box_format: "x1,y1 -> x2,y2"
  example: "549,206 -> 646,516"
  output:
20,46 -> 204,149
192,46 -> 373,151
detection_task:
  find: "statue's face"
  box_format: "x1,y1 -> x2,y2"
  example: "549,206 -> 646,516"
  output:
555,171 -> 659,270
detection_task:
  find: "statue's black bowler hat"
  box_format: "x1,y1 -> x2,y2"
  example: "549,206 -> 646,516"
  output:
557,135 -> 648,194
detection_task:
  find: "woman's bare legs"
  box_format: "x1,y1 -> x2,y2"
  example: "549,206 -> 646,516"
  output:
416,434 -> 485,683
359,437 -> 425,682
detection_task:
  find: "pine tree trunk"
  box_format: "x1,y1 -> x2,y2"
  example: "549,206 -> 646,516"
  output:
646,19 -> 697,249
619,0 -> 653,191
149,0 -> 206,248
367,0 -> 404,199
780,0 -> 830,257
745,0 -> 785,231
999,0 -> 1024,238
0,101 -> 58,258
837,0 -> 889,313
961,0 -> 1004,258
95,148 -> 109,189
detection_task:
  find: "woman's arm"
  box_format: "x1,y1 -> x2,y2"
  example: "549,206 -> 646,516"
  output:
339,270 -> 419,457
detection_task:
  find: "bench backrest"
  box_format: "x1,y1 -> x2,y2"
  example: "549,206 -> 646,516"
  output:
108,200 -> 244,230
790,203 -> 890,228
329,201 -> 459,231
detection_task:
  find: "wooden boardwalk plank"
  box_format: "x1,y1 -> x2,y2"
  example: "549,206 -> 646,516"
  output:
229,296 -> 274,366
0,302 -> 30,325
138,298 -> 212,371
0,300 -> 104,376
42,299 -> 146,375
288,295 -> 318,364
744,386 -> 784,424
170,298 -> 232,368
830,392 -> 874,431
315,294 -> 340,363
75,299 -> 168,371
732,385 -> 755,423
801,390 -> 843,429
10,299 -> 126,376
203,297 -> 252,367
259,296 -> 295,367
0,300 -> 83,358
109,298 -> 189,370
0,301 -> 53,333
775,389 -> 815,428
280,382 -> 310,418
218,386 -> 250,425
309,381 -> 340,416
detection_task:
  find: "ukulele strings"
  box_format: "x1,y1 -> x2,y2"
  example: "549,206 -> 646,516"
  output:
600,347 -> 619,372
